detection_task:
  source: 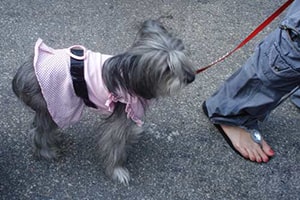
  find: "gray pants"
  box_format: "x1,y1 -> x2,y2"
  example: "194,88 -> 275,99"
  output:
205,0 -> 300,129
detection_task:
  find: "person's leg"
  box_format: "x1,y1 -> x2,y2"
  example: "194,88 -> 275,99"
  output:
284,0 -> 300,108
205,6 -> 300,162
285,0 -> 300,17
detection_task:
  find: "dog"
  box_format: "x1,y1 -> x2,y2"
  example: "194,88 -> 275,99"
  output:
12,20 -> 195,185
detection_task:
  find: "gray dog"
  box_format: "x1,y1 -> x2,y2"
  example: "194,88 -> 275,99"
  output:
12,20 -> 195,185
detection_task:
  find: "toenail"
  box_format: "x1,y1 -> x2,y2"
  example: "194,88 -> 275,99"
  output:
250,157 -> 256,161
263,157 -> 269,163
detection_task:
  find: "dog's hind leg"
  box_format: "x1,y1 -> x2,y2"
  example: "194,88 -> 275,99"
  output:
12,56 -> 61,160
31,110 -> 61,160
97,103 -> 143,185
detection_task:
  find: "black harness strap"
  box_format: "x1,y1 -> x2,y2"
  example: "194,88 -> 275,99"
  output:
70,49 -> 97,108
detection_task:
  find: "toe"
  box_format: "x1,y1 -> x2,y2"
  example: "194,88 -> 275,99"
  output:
240,148 -> 250,159
233,143 -> 249,159
237,134 -> 265,163
246,148 -> 258,162
254,148 -> 265,163
256,157 -> 262,163
261,140 -> 275,157
257,149 -> 269,163
250,147 -> 263,163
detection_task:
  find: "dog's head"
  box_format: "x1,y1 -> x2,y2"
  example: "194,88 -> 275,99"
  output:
103,20 -> 195,99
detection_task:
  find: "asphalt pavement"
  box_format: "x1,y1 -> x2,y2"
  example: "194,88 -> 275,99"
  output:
0,0 -> 299,199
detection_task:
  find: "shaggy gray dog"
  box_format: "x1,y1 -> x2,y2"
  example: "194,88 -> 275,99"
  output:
12,20 -> 195,185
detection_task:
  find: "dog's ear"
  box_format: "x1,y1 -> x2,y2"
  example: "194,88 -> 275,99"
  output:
102,54 -> 127,95
102,53 -> 157,99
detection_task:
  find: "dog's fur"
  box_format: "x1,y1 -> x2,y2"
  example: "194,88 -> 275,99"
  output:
12,20 -> 195,185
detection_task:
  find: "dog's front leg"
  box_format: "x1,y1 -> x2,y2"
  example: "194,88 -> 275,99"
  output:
97,103 -> 143,185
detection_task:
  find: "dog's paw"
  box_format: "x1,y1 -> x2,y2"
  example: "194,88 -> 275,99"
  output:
33,146 -> 62,161
112,167 -> 130,185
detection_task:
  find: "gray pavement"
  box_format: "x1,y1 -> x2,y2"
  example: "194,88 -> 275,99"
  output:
1,0 -> 299,199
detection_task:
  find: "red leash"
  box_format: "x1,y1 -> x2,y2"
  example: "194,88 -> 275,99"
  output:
196,0 -> 294,74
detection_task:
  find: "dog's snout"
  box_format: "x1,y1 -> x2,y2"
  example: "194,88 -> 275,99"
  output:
186,72 -> 195,84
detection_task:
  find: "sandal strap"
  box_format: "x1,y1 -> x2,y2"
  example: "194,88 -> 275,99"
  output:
248,129 -> 263,145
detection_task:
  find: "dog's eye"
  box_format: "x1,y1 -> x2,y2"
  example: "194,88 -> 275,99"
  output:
162,67 -> 171,77
164,67 -> 170,73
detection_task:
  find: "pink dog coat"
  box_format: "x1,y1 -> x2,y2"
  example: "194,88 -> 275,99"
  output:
33,38 -> 148,128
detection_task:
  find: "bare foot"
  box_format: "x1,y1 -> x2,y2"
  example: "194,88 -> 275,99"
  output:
221,125 -> 275,163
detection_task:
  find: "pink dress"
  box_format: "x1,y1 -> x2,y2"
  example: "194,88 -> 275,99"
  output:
33,38 -> 148,128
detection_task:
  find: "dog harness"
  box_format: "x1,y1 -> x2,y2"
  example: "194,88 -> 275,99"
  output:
33,38 -> 147,128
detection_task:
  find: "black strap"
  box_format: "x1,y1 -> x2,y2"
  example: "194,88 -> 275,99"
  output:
70,49 -> 97,108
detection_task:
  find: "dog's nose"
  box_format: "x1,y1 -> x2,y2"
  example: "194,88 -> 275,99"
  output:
186,73 -> 195,84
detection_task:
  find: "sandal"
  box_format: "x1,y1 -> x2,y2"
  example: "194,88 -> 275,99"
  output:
202,101 -> 243,158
